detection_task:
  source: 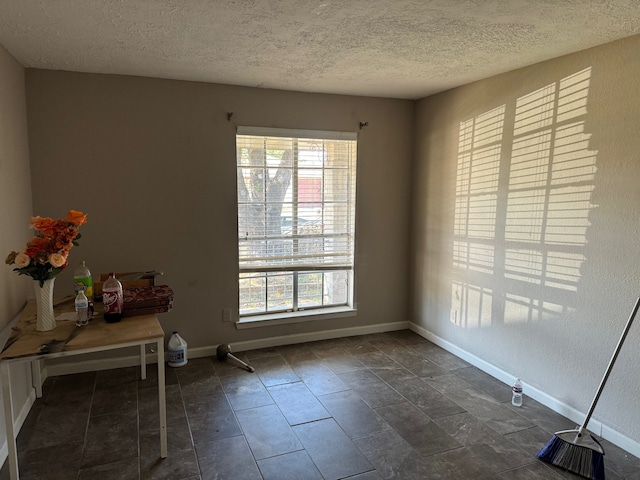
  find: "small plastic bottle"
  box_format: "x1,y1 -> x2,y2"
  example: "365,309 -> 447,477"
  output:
168,331 -> 188,367
75,290 -> 89,327
73,261 -> 93,300
103,273 -> 123,323
512,378 -> 523,407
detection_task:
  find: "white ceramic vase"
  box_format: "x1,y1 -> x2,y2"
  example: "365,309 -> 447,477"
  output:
34,278 -> 56,331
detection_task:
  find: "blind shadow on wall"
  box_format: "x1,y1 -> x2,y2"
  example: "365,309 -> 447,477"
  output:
450,67 -> 596,329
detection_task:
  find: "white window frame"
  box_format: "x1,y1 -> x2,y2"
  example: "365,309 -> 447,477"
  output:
236,126 -> 358,326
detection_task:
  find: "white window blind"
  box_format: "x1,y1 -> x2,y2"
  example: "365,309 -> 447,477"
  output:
236,127 -> 357,316
237,127 -> 357,272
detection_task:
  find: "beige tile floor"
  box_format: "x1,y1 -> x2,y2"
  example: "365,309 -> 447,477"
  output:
2,330 -> 639,479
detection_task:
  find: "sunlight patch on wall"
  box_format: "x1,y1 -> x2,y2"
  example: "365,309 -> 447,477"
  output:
513,84 -> 555,137
505,293 -> 539,324
451,281 -> 493,328
544,252 -> 584,291
452,106 -> 504,326
504,249 -> 543,284
453,106 -> 504,277
504,67 -> 594,324
504,293 -> 573,324
452,67 -> 596,327
557,69 -> 591,122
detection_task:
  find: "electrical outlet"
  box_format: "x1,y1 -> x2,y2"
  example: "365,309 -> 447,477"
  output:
222,308 -> 232,322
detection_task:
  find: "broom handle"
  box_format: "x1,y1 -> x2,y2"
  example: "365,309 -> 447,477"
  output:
582,296 -> 640,430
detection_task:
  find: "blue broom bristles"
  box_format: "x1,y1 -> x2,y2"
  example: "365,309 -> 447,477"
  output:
536,434 -> 605,480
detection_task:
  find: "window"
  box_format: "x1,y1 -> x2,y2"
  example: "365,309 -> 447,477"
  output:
236,127 -> 357,320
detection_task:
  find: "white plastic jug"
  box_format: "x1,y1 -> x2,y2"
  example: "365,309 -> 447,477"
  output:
167,331 -> 188,367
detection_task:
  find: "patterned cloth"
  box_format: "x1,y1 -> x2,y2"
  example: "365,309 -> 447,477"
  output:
122,285 -> 173,317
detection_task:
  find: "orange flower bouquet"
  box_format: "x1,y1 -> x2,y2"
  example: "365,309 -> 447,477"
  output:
5,210 -> 87,286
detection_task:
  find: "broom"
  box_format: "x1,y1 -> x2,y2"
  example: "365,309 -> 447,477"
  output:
536,296 -> 640,479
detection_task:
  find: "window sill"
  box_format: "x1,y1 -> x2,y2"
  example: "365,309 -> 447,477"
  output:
236,306 -> 357,329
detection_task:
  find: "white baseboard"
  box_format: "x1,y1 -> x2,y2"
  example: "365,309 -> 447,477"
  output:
227,320 -> 410,353
408,322 -> 640,459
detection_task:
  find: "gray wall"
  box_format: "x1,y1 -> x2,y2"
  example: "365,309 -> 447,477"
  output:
412,35 -> 640,446
25,70 -> 414,348
0,46 -> 32,327
0,43 -> 36,460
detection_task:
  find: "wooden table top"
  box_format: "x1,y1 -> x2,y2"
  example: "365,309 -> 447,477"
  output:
1,296 -> 164,361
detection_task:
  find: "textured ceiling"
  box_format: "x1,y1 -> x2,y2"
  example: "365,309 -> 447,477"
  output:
1,0 -> 640,99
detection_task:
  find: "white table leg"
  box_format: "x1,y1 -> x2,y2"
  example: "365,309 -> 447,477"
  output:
31,360 -> 42,398
157,339 -> 167,458
140,344 -> 146,380
1,362 -> 19,480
